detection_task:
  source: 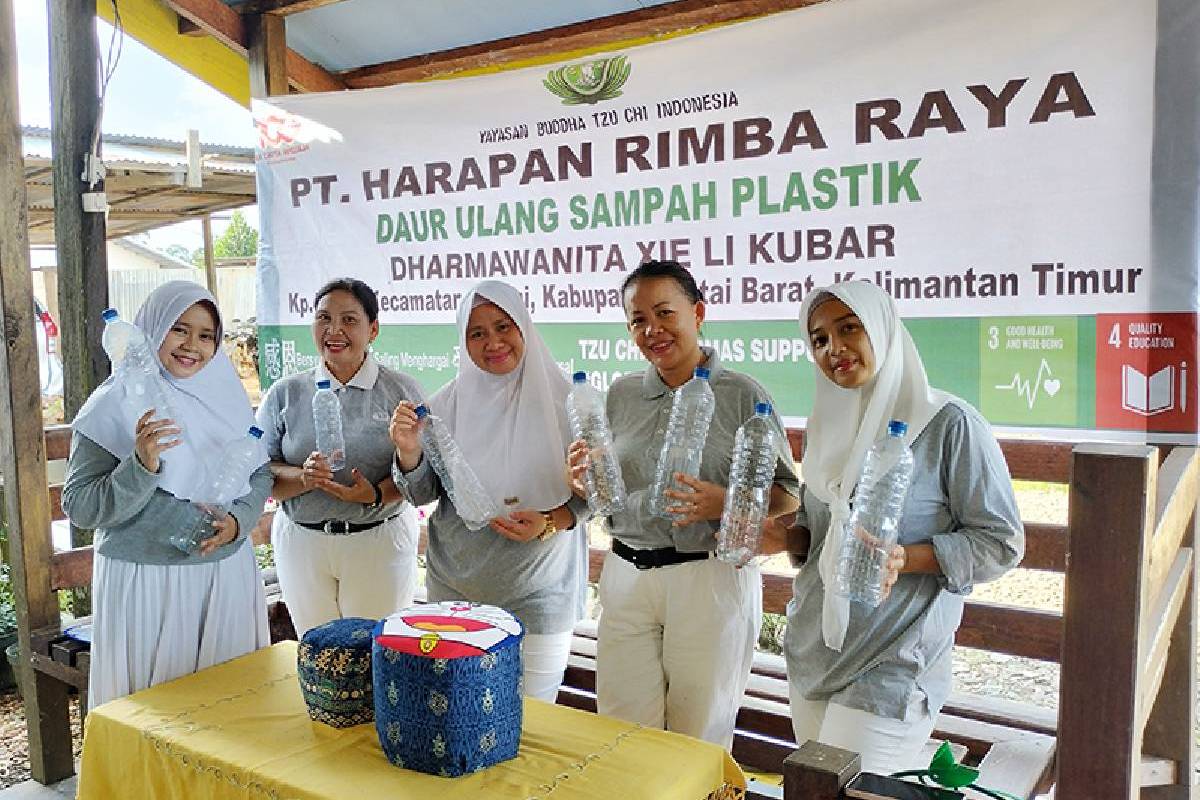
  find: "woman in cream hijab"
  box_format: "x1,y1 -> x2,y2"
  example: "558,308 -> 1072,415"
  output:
389,280 -> 589,701
763,280 -> 1023,772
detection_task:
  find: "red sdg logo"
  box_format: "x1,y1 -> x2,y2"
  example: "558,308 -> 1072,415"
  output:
1096,313 -> 1198,434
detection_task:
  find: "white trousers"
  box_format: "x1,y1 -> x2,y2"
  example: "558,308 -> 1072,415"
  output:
89,541 -> 269,710
272,507 -> 419,638
788,684 -> 936,774
522,630 -> 574,702
596,552 -> 761,748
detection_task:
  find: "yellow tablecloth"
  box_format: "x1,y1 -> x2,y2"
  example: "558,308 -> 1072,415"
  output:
77,642 -> 745,799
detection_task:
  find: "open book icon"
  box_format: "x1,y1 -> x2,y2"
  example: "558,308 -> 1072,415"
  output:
1122,364 -> 1180,416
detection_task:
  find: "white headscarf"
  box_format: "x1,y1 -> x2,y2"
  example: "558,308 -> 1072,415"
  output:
429,280 -> 572,512
798,280 -> 953,652
72,281 -> 265,501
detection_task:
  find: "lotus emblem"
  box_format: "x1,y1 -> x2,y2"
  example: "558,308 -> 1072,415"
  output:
544,56 -> 631,105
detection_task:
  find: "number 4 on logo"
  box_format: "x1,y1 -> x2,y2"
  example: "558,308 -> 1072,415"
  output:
1108,323 -> 1121,348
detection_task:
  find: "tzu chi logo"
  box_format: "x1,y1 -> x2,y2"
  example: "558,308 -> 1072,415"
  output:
251,102 -> 343,160
375,602 -> 522,658
543,55 -> 631,105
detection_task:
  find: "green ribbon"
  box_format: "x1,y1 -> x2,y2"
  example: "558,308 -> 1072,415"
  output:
890,742 -> 1025,800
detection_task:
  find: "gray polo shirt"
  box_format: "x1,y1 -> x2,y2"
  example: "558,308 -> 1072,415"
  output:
784,401 -> 1024,720
63,431 -> 272,566
393,443 -> 591,635
605,347 -> 800,552
256,356 -> 426,526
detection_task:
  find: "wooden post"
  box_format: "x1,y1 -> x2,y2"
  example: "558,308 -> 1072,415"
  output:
783,741 -> 859,800
1057,444 -> 1157,800
48,0 -> 109,422
201,214 -> 218,294
0,0 -> 73,783
247,13 -> 289,99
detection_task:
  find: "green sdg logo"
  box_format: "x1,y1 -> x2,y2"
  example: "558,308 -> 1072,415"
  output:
543,55 -> 631,105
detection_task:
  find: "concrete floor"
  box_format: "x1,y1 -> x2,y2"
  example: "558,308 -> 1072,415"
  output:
0,775 -> 77,799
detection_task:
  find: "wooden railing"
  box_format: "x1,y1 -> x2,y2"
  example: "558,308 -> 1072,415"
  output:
25,425 -> 1200,797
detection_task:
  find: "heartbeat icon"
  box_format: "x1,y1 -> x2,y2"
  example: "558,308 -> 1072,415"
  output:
994,358 -> 1061,410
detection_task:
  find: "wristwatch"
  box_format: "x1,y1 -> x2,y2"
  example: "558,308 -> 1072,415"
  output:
537,511 -> 558,541
366,481 -> 384,510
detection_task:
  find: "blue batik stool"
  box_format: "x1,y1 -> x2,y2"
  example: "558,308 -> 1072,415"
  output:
297,616 -> 377,728
372,601 -> 524,776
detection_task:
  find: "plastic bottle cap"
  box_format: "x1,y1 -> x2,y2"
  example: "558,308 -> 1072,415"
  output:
414,404 -> 429,419
693,367 -> 711,380
754,402 -> 772,415
248,426 -> 264,439
572,371 -> 587,383
101,308 -> 118,322
888,419 -> 908,437
316,379 -> 331,389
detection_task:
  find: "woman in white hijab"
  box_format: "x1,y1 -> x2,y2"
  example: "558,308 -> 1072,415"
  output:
389,280 -> 589,701
762,280 -> 1023,772
64,281 -> 272,709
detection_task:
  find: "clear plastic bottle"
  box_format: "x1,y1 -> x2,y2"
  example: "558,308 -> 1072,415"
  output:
169,426 -> 265,553
649,366 -> 716,519
312,379 -> 346,471
567,371 -> 627,515
717,402 -> 778,566
414,404 -> 500,530
100,308 -> 180,428
833,419 -> 915,607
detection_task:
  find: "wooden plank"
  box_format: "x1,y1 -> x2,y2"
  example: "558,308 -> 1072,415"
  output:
250,0 -> 351,15
1021,522 -> 1067,572
1146,448 -> 1200,607
0,0 -> 73,780
1056,443 -> 1157,800
1142,505 -> 1198,786
957,599 -> 1063,663
998,439 -> 1074,484
974,738 -> 1056,800
1140,756 -> 1178,788
932,714 -> 1055,760
341,0 -> 830,89
247,13 -> 289,99
163,0 -> 344,92
43,422 -> 70,460
940,693 -> 1058,738
49,546 -> 93,592
1138,548 -> 1192,736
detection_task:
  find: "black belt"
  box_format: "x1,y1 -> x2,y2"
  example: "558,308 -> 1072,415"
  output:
611,538 -> 711,570
294,514 -> 400,535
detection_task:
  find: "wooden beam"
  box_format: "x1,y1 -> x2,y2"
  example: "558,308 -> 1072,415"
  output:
1056,443 -> 1157,800
1147,448 -> 1200,606
247,13 -> 288,99
240,0 -> 351,16
1137,548 -> 1192,736
341,0 -> 830,89
162,0 -> 344,92
50,0 -> 109,421
0,0 -> 73,782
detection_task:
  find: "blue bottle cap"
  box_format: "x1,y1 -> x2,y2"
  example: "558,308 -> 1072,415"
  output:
316,379 -> 331,390
887,419 -> 908,437
693,367 -> 711,380
101,308 -> 118,322
414,404 -> 429,419
572,371 -> 587,383
754,402 -> 772,415
248,426 -> 264,439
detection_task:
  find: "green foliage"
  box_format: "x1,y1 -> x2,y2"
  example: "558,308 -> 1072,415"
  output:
191,210 -> 258,265
164,243 -> 192,262
758,612 -> 786,655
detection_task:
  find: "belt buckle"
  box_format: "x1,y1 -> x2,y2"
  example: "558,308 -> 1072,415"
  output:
323,520 -> 351,535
